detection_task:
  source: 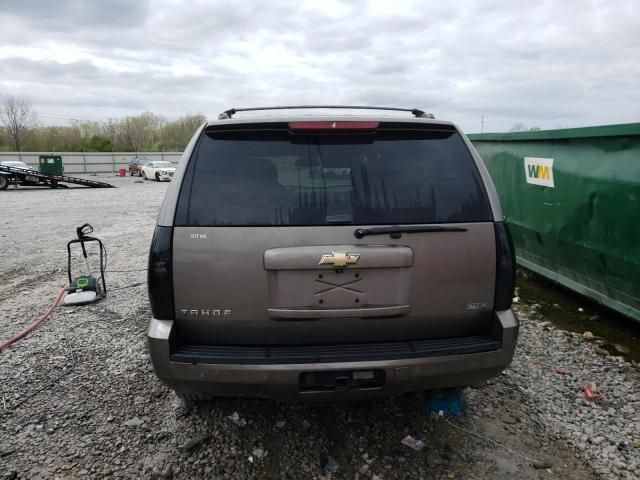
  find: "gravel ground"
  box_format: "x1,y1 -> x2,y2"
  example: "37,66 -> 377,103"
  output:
1,176 -> 638,479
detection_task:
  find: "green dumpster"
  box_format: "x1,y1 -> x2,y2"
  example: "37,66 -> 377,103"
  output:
468,123 -> 640,322
39,155 -> 64,176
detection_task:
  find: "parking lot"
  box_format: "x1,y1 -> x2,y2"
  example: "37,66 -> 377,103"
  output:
1,176 -> 638,479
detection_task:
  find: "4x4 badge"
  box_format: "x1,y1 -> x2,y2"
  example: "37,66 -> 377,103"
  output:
319,251 -> 360,267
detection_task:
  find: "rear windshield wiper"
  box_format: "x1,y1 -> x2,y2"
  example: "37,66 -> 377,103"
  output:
354,225 -> 468,239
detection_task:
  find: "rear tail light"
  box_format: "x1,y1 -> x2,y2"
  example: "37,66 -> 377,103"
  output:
494,222 -> 516,311
288,121 -> 379,131
148,226 -> 175,319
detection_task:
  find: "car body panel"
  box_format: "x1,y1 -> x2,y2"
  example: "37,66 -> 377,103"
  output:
147,309 -> 518,401
172,224 -> 495,345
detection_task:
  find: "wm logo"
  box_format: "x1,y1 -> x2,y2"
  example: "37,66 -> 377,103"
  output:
524,157 -> 555,188
527,164 -> 551,180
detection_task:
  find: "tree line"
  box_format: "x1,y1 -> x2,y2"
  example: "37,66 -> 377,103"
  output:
0,94 -> 205,152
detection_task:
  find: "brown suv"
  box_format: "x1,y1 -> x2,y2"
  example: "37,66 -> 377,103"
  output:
147,106 -> 518,401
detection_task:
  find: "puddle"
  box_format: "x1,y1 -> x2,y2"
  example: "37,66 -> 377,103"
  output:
516,273 -> 640,363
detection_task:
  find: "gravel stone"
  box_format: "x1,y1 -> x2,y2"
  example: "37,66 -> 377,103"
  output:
1,176 -> 637,479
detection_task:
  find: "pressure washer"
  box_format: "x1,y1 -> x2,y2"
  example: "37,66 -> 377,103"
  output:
63,223 -> 107,306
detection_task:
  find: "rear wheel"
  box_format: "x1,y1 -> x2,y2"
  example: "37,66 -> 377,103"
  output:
0,175 -> 9,190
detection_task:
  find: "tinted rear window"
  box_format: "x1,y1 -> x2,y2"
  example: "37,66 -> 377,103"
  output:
175,128 -> 491,226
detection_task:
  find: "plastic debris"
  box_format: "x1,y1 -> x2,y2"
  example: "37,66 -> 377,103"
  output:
426,391 -> 465,417
275,420 -> 286,428
584,385 -> 605,402
401,435 -> 425,451
554,367 -> 567,375
583,331 -> 596,341
179,434 -> 211,452
227,411 -> 247,427
322,455 -> 339,474
252,448 -> 266,459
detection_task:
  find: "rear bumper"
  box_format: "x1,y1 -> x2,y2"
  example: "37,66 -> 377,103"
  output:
147,310 -> 518,402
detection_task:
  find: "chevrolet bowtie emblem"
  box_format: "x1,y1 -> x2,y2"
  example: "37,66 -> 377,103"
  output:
319,251 -> 360,267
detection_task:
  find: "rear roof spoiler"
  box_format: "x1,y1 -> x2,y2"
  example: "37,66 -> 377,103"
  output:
218,105 -> 435,120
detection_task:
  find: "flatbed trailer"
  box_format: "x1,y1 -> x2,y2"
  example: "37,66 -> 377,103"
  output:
0,165 -> 115,190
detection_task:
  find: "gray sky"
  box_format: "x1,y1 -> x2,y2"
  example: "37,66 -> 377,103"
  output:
0,0 -> 638,132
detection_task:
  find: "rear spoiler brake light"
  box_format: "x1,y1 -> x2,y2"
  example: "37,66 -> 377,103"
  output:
288,121 -> 379,131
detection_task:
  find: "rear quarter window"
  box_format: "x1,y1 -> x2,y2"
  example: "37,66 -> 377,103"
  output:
175,126 -> 492,226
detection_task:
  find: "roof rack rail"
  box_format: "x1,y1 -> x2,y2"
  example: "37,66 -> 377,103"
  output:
217,105 -> 435,120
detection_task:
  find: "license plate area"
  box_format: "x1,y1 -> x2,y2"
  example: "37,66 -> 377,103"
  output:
299,369 -> 385,392
265,245 -> 413,314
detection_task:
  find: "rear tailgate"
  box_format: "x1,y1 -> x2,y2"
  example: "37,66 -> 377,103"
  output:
172,225 -> 495,344
172,121 -> 496,345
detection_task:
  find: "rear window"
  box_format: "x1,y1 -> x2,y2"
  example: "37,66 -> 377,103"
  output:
175,127 -> 492,226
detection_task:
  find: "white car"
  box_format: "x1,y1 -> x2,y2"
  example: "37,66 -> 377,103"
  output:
141,161 -> 176,182
1,160 -> 33,170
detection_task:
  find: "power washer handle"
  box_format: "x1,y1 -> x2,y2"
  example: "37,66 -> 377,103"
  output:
67,224 -> 107,294
76,223 -> 93,259
77,223 -> 93,240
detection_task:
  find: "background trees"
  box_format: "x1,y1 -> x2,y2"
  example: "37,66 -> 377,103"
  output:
0,95 -> 206,152
0,95 -> 39,151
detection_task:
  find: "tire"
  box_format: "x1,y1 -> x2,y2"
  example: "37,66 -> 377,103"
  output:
0,175 -> 9,190
130,169 -> 135,176
138,170 -> 142,177
143,172 -> 147,180
155,172 -> 160,182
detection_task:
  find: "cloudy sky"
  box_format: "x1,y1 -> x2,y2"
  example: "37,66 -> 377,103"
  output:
0,0 -> 638,132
